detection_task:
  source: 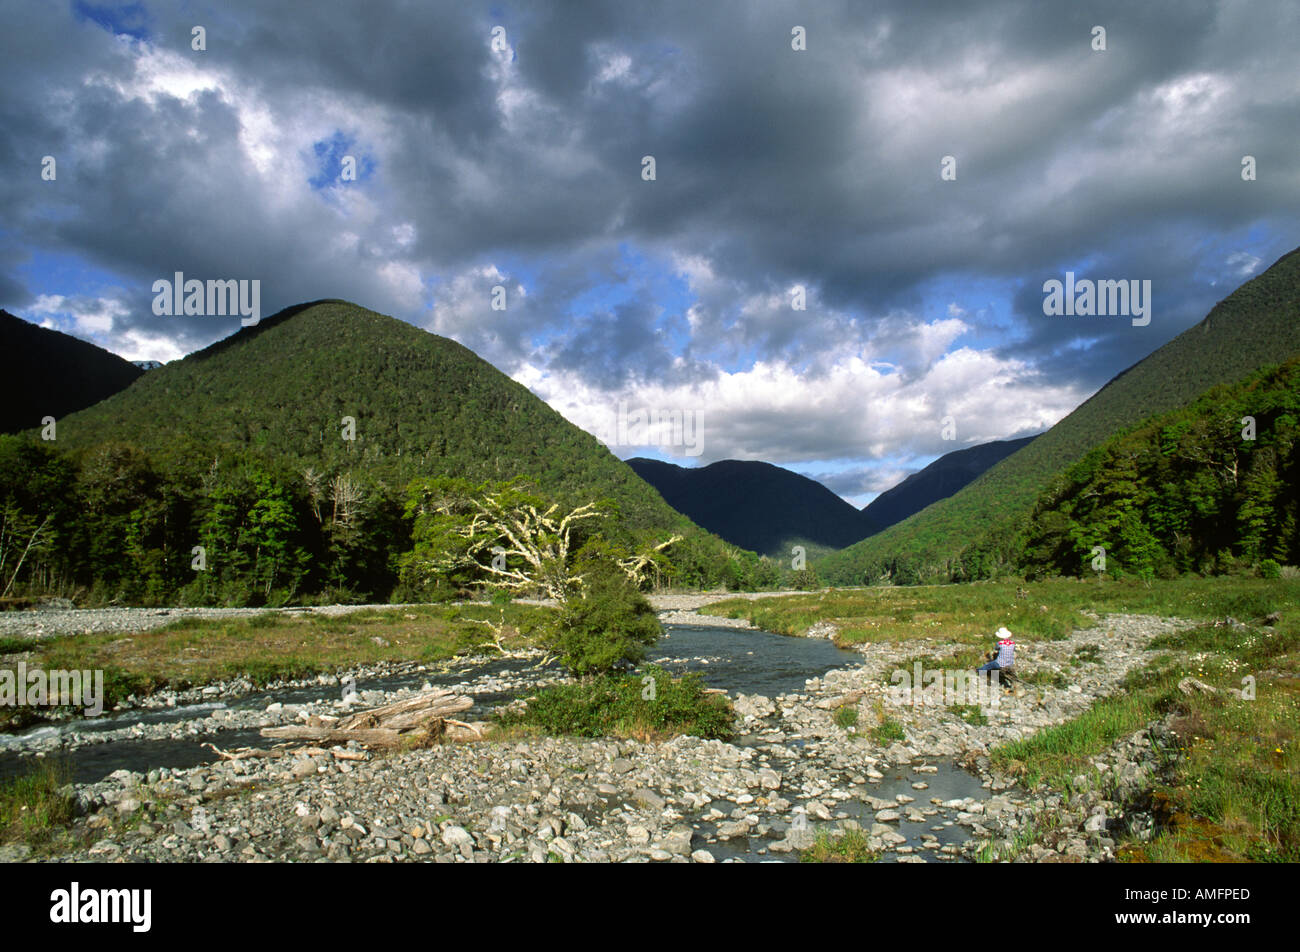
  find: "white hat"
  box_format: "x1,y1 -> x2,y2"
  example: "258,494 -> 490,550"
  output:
995,627 -> 1013,639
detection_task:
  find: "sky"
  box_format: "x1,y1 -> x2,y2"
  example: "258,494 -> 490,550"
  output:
2,1 -> 1297,506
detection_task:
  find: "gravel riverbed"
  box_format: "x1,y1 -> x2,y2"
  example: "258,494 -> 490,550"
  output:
0,601 -> 1194,864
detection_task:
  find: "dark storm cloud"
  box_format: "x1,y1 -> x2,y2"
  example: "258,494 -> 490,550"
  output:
1,0 -> 1297,466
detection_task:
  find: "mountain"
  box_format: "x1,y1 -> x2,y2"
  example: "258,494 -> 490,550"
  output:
821,245 -> 1300,584
0,309 -> 143,434
1,300 -> 774,604
627,457 -> 875,556
133,359 -> 165,371
861,436 -> 1038,533
49,300 -> 692,533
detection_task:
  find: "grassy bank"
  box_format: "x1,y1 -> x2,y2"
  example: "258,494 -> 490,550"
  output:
710,577 -> 1299,647
988,614 -> 1298,862
0,603 -> 555,731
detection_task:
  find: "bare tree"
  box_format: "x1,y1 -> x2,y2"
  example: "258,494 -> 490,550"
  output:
330,473 -> 365,529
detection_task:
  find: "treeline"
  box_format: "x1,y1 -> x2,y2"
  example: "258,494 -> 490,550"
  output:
0,437 -> 777,606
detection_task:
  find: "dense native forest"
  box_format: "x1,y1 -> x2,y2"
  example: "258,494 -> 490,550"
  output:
0,301 -> 776,605
1020,356 -> 1300,579
821,245 -> 1300,585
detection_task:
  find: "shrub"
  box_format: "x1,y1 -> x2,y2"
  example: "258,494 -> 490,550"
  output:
790,567 -> 822,591
498,665 -> 733,740
545,567 -> 660,676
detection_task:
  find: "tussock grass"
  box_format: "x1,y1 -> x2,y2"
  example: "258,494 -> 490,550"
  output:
0,759 -> 76,848
801,828 -> 878,863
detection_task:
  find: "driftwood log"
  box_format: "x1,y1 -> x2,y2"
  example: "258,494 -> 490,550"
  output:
259,689 -> 484,749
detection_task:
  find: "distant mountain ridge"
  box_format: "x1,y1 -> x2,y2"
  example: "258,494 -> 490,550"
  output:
861,436 -> 1037,532
0,309 -> 143,434
626,457 -> 876,556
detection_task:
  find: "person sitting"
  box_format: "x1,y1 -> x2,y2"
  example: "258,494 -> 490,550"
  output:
978,627 -> 1016,684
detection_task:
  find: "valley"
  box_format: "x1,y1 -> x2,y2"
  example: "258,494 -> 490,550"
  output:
3,577 -> 1293,863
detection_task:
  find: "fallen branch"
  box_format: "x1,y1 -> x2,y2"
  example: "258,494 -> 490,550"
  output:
259,688 -> 475,750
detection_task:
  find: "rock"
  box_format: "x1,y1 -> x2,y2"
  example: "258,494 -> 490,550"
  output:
734,695 -> 776,719
783,827 -> 817,851
0,844 -> 31,862
875,809 -> 901,823
633,788 -> 666,811
658,826 -> 694,856
442,825 -> 474,856
610,758 -> 635,775
716,820 -> 751,839
691,849 -> 716,863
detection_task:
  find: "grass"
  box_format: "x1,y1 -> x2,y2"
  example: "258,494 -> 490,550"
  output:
833,706 -> 859,729
709,576 -> 1300,648
1072,643 -> 1103,664
1,602 -> 556,731
710,582 -> 1089,647
949,704 -> 989,726
1017,669 -> 1069,689
801,828 -> 879,863
494,665 -> 734,741
0,759 -> 77,850
973,810 -> 1065,863
871,717 -> 905,745
991,679 -> 1170,789
0,637 -> 32,656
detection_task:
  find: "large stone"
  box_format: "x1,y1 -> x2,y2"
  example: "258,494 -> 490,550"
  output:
658,826 -> 694,856
442,825 -> 475,856
633,788 -> 666,811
